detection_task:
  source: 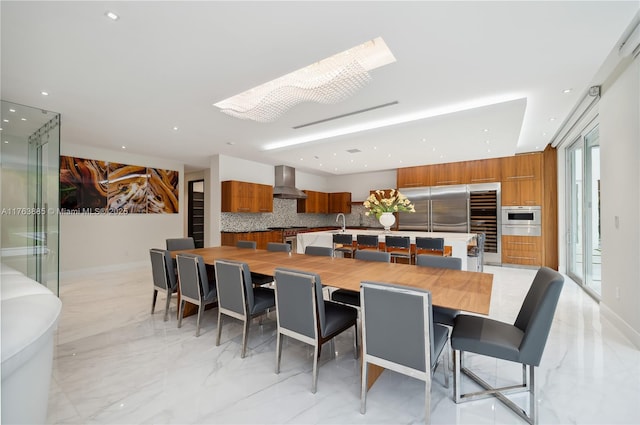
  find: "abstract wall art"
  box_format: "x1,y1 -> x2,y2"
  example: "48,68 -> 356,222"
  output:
59,155 -> 179,214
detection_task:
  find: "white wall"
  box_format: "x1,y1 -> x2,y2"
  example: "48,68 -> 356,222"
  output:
326,169 -> 397,201
59,143 -> 184,275
598,57 -> 640,343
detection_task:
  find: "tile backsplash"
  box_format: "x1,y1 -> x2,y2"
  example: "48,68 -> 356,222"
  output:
221,198 -> 380,232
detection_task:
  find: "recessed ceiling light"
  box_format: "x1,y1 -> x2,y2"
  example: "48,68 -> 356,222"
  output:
4,140 -> 8,144
563,88 -> 572,94
440,155 -> 444,159
41,91 -> 49,96
333,152 -> 337,156
121,145 -> 126,149
549,117 -> 556,122
422,138 -> 427,142
535,146 -> 540,150
364,164 -> 368,168
334,167 -> 338,172
485,140 -> 490,144
21,118 -> 27,121
9,109 -> 15,113
319,163 -> 323,167
483,128 -> 489,132
432,147 -> 436,152
373,146 -> 377,150
542,132 -> 547,136
3,119 -> 8,123
299,158 -> 303,161
172,126 -> 178,131
105,11 -> 119,21
487,148 -> 491,153
350,159 -> 354,163
0,128 -> 3,131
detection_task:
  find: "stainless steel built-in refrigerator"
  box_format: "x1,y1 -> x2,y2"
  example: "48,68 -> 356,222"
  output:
398,183 -> 501,265
397,185 -> 470,233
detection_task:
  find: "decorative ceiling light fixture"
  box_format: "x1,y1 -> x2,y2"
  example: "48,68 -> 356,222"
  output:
213,37 -> 396,123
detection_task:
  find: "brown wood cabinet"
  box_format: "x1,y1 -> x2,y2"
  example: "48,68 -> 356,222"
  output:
329,192 -> 352,213
396,147 -> 557,269
397,166 -> 430,188
221,180 -> 273,213
502,236 -> 542,266
297,190 -> 329,213
500,153 -> 543,206
221,230 -> 283,250
429,162 -> 468,186
467,158 -> 502,183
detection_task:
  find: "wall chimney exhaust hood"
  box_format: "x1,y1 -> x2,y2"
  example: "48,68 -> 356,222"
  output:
273,165 -> 307,199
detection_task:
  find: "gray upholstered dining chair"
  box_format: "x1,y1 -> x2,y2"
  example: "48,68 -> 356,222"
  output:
214,259 -> 276,358
236,240 -> 274,286
304,245 -> 334,257
415,255 -> 463,326
149,248 -> 178,321
356,234 -> 379,251
384,235 -> 412,264
267,242 -> 291,253
330,250 -> 390,307
175,253 -> 217,337
359,281 -> 449,422
274,268 -> 358,393
332,233 -> 355,258
451,266 -> 564,424
415,237 -> 445,256
236,240 -> 257,249
166,237 -> 196,251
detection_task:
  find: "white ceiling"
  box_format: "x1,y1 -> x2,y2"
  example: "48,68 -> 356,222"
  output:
1,1 -> 638,175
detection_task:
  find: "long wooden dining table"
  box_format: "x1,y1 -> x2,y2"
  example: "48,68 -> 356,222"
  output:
175,246 -> 493,314
173,245 -> 493,387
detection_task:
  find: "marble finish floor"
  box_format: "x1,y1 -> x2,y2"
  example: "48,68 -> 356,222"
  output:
47,265 -> 640,424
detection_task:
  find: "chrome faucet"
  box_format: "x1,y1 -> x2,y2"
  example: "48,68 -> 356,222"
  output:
336,213 -> 346,232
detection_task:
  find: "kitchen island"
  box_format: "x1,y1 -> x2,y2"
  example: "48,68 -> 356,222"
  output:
297,229 -> 477,270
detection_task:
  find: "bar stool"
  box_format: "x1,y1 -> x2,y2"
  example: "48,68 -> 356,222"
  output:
415,237 -> 445,256
333,233 -> 355,258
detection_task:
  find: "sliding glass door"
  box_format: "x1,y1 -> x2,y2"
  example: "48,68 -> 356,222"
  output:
567,124 -> 601,298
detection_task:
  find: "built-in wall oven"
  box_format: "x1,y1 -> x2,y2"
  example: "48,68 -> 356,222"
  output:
501,206 -> 541,236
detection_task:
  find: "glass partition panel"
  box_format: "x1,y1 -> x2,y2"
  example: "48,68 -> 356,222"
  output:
1,100 -> 60,295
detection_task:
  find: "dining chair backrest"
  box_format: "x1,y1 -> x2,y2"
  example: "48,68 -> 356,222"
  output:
150,248 -> 176,291
236,240 -> 257,249
416,255 -> 462,270
357,234 -> 379,250
514,267 -> 565,366
274,268 -> 319,340
275,267 -> 326,335
354,249 -> 391,263
304,245 -> 334,257
214,259 -> 254,314
360,281 -> 437,372
166,237 -> 195,251
267,242 -> 291,253
176,253 -> 208,301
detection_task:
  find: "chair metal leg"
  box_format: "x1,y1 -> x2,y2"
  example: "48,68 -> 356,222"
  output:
163,291 -> 172,321
177,300 -> 185,328
275,332 -> 283,374
360,359 -> 368,414
453,349 -> 537,424
442,343 -> 450,389
151,289 -> 158,314
216,311 -> 223,346
353,325 -> 359,359
241,318 -> 249,358
311,344 -> 319,394
425,373 -> 431,424
195,304 -> 203,337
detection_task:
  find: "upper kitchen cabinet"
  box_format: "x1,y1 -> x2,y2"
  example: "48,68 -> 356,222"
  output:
501,153 -> 542,181
428,162 -> 468,186
467,158 -> 502,183
500,153 -> 543,206
329,192 -> 352,214
221,180 -> 273,213
397,166 -> 429,188
297,190 -> 329,213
